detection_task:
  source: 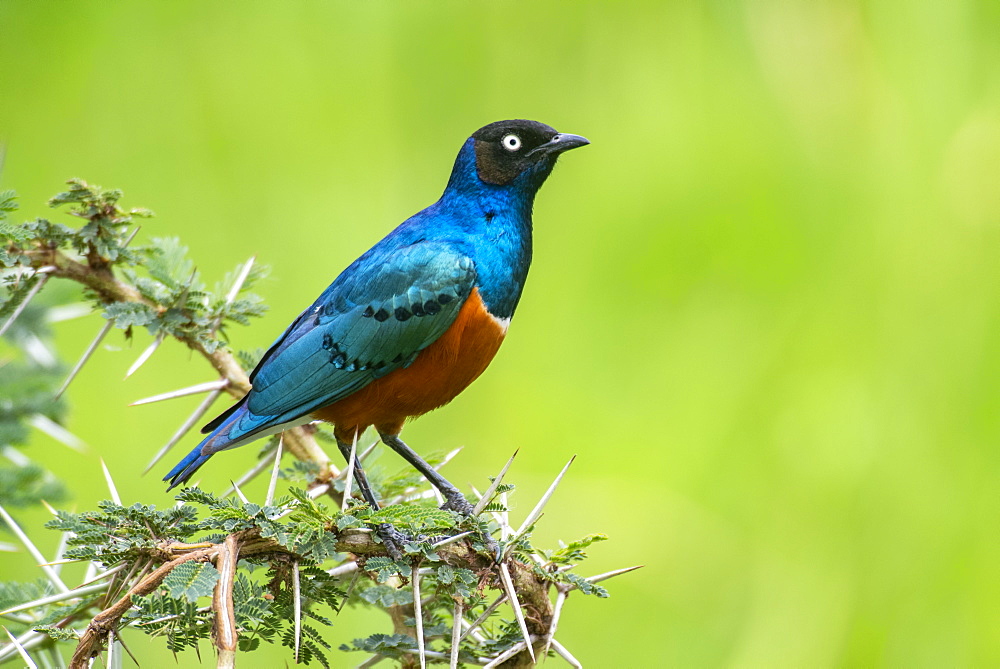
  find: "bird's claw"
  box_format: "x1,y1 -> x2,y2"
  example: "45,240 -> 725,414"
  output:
375,523 -> 411,561
440,491 -> 475,516
438,491 -> 503,562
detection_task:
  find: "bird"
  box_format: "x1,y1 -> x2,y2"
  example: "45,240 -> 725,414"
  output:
164,119 -> 589,546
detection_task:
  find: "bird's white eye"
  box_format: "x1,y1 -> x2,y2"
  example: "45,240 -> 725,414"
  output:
501,134 -> 522,152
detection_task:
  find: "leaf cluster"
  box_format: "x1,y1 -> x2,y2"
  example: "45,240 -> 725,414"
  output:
1,179 -> 269,356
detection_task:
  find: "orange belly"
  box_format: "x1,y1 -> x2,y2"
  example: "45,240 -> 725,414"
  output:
313,288 -> 506,442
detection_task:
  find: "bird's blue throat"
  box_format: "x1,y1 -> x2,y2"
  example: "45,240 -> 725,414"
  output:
436,138 -> 554,320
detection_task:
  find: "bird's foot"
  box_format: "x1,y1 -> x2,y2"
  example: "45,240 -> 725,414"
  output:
375,523 -> 410,561
439,491 -> 502,562
440,490 -> 475,516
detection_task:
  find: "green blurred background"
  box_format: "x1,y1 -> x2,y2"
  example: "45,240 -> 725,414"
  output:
3,0 -> 1000,666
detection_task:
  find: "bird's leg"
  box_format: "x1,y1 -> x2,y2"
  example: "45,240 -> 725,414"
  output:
335,439 -> 407,561
378,433 -> 475,514
379,433 -> 503,561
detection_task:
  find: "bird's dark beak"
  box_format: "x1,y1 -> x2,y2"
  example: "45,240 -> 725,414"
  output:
527,133 -> 590,159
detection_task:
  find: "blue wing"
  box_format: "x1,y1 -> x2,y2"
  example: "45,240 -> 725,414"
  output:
165,241 -> 476,488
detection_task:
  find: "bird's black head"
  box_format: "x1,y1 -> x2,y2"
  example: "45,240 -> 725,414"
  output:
470,120 -> 590,187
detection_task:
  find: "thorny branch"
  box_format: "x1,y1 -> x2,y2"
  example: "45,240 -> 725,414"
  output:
65,527 -> 556,668
1,182 -> 633,668
17,232 -> 333,480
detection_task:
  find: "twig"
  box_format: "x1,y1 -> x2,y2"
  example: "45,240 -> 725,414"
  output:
212,534 -> 239,669
69,546 -> 217,668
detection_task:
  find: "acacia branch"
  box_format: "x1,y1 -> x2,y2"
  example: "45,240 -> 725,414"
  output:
66,525 -> 557,669
22,246 -> 333,480
212,534 -> 240,669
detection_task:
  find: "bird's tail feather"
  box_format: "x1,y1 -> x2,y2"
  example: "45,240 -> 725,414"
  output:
163,402 -> 307,490
163,404 -> 252,490
164,443 -> 214,490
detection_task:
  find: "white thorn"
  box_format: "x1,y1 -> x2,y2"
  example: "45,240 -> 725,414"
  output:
500,491 -> 511,541
77,562 -> 128,587
450,600 -> 463,669
23,333 -> 57,368
222,444 -> 274,497
143,385 -> 225,474
1,446 -> 29,467
458,595 -> 507,643
431,532 -> 472,548
122,226 -> 141,247
129,379 -> 228,406
549,638 -> 583,668
460,616 -> 489,646
230,481 -> 250,505
572,565 -> 643,589
430,482 -> 445,506
327,561 -> 359,578
437,447 -> 463,470
0,273 -> 49,338
336,570 -> 362,620
472,450 -> 518,515
0,629 -> 46,664
105,631 -> 116,669
307,483 -> 330,499
2,626 -> 37,669
483,640 -> 531,669
497,562 -> 534,662
55,320 -> 113,398
212,256 -> 256,333
412,564 -> 426,669
265,436 -> 283,507
221,448 -> 277,499
83,560 -> 98,585
293,560 -> 301,663
544,589 -> 568,657
517,455 -> 575,537
225,257 -> 255,305
124,331 -> 164,378
100,459 -> 121,505
358,440 -> 380,463
505,455 -> 576,560
342,430 -> 359,512
0,503 -> 69,593
28,414 -> 87,452
44,302 -> 92,323
469,485 -> 509,537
